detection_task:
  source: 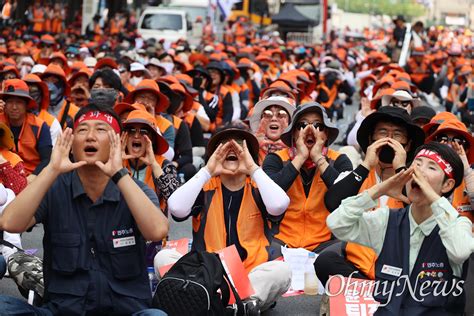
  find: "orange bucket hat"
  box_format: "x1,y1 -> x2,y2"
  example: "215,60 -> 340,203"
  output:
0,79 -> 37,110
23,74 -> 49,111
422,112 -> 458,137
124,79 -> 170,113
40,64 -> 71,97
123,109 -> 169,155
426,119 -> 474,163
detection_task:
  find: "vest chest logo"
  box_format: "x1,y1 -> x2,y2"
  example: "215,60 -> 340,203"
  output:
112,228 -> 134,237
113,236 -> 136,248
112,228 -> 135,248
381,264 -> 402,277
419,262 -> 448,280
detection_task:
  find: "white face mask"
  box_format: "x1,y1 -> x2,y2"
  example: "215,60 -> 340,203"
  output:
20,65 -> 32,77
130,76 -> 143,87
160,62 -> 174,75
364,85 -> 374,101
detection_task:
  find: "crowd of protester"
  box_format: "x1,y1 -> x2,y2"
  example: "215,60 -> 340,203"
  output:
0,4 -> 473,315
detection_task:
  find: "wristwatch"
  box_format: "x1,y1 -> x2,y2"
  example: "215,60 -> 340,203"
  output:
111,168 -> 129,184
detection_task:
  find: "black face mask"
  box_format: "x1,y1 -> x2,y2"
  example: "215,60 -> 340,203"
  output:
90,88 -> 118,108
378,145 -> 395,164
193,77 -> 203,90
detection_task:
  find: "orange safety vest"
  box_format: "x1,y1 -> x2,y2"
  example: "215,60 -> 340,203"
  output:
317,80 -> 340,109
51,16 -> 63,34
37,110 -> 57,128
155,115 -> 173,137
407,58 -> 431,85
171,115 -> 182,131
32,8 -> 45,33
93,23 -> 102,43
123,155 -> 165,191
0,113 -> 45,175
193,176 -> 271,271
183,112 -> 195,130
201,90 -> 220,133
123,155 -> 167,214
274,148 -> 340,250
2,2 -> 11,18
452,181 -> 474,223
41,100 -> 79,130
345,169 -> 404,280
234,23 -> 246,43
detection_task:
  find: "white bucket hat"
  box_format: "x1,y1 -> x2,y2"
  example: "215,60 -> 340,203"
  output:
249,96 -> 296,132
381,90 -> 421,107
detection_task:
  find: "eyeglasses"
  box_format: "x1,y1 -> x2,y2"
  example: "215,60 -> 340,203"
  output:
261,109 -> 289,120
296,121 -> 326,131
435,134 -> 469,148
126,127 -> 150,136
373,129 -> 407,143
391,100 -> 412,108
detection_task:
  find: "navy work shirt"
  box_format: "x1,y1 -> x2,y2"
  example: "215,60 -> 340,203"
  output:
34,171 -> 160,315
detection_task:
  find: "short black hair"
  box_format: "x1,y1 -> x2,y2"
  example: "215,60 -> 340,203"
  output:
89,68 -> 122,91
74,103 -> 122,132
412,142 -> 464,197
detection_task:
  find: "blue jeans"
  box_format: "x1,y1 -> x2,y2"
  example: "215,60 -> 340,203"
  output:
0,255 -> 6,279
0,295 -> 167,316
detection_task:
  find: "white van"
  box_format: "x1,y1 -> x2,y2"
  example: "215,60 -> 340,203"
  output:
137,8 -> 192,43
167,0 -> 209,23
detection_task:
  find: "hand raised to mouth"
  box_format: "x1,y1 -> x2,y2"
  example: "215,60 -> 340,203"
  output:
232,140 -> 259,176
120,133 -> 135,160
205,142 -> 236,177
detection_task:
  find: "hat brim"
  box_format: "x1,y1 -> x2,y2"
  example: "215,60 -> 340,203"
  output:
123,118 -> 169,155
427,127 -> 474,163
0,92 -> 37,110
249,99 -> 295,132
125,88 -> 170,113
280,102 -> 339,147
207,128 -> 260,164
381,95 -> 422,108
357,111 -> 425,156
0,122 -> 14,150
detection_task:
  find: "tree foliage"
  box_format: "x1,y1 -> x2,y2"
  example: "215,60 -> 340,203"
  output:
334,0 -> 426,19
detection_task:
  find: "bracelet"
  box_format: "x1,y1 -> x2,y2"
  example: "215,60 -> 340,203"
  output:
395,166 -> 407,174
111,168 -> 129,184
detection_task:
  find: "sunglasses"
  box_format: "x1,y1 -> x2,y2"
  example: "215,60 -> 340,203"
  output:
435,134 -> 469,148
391,100 -> 412,108
126,127 -> 150,136
261,109 -> 289,120
296,121 -> 326,131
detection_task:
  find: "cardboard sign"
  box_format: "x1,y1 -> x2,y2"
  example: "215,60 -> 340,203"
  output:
163,238 -> 190,255
217,245 -> 255,304
329,276 -> 379,316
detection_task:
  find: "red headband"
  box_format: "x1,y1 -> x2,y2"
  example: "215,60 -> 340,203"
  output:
415,149 -> 453,179
74,111 -> 121,134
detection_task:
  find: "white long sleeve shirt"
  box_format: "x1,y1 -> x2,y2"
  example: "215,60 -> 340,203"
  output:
327,191 -> 474,277
168,167 -> 290,219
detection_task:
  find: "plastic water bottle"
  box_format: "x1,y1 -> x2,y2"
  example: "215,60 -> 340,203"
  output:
178,173 -> 185,185
148,266 -> 158,294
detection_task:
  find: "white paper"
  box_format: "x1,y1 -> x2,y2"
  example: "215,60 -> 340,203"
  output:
282,247 -> 325,293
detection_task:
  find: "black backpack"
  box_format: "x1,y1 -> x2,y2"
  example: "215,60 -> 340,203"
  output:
152,250 -> 245,316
